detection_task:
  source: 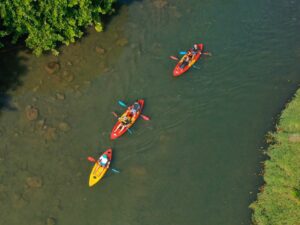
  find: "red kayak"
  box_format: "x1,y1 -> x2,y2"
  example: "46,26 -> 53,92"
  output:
110,99 -> 144,140
173,43 -> 204,77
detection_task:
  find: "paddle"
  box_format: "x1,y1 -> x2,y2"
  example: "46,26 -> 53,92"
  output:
170,55 -> 179,61
87,156 -> 120,173
87,156 -> 97,163
112,111 -> 133,134
170,56 -> 200,70
118,100 -> 151,121
179,51 -> 212,56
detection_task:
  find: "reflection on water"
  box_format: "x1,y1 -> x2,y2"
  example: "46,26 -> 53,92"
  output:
1,0 -> 300,224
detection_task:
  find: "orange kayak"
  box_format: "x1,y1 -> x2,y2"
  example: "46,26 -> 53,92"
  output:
88,149 -> 112,187
110,99 -> 144,140
173,43 -> 204,77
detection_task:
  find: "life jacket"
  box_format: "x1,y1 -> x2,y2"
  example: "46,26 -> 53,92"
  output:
133,103 -> 140,111
100,156 -> 108,166
130,103 -> 140,115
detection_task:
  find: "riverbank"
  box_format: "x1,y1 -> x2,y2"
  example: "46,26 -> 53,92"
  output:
250,89 -> 300,225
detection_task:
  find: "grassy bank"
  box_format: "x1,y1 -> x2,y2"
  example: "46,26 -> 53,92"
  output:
250,89 -> 300,225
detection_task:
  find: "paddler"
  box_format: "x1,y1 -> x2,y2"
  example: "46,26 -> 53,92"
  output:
129,102 -> 141,117
98,154 -> 109,167
180,51 -> 193,69
119,115 -> 131,125
191,44 -> 200,55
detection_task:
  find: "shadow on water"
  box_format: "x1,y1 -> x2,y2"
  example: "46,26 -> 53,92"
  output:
117,0 -> 142,5
101,0 -> 143,27
0,42 -> 28,112
0,0 -> 138,110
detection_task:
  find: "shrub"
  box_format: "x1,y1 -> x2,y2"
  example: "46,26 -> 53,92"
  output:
0,0 -> 115,55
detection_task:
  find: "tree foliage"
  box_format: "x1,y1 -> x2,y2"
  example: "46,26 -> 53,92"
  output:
0,0 -> 115,55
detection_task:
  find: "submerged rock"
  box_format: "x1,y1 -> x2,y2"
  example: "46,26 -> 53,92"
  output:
36,119 -> 46,130
46,217 -> 57,225
62,71 -> 74,82
58,122 -> 71,132
95,46 -> 106,54
26,176 -> 43,189
25,105 -> 39,121
32,86 -> 39,92
44,127 -> 57,141
116,38 -> 128,47
45,61 -> 60,74
55,92 -> 65,100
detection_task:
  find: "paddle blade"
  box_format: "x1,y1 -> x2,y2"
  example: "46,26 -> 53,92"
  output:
87,156 -> 96,163
112,111 -> 118,118
118,100 -> 127,108
204,52 -> 212,56
179,51 -> 187,55
170,56 -> 179,61
141,114 -> 150,121
127,128 -> 133,134
111,168 -> 120,173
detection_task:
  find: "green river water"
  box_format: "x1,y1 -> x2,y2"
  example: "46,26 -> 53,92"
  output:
1,0 -> 300,225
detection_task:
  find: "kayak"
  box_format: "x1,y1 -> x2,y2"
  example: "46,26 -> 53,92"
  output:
173,43 -> 204,77
88,149 -> 112,187
110,99 -> 144,140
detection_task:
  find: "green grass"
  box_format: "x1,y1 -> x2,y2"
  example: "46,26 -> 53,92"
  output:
250,89 -> 300,225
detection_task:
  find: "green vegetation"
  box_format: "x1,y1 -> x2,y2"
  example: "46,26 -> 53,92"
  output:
250,89 -> 300,225
0,0 -> 115,55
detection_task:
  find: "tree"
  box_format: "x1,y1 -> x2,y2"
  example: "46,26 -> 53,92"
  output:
0,0 -> 115,55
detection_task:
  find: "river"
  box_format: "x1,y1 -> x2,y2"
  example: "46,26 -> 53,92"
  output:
0,0 -> 300,224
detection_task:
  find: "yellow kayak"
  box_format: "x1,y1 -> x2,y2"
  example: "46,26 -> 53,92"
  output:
88,149 -> 112,187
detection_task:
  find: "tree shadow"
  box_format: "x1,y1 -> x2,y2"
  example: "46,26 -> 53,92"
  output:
0,0 -> 140,107
116,0 -> 142,5
101,0 -> 143,29
0,41 -> 28,113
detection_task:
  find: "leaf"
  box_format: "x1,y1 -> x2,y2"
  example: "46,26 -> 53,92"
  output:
95,22 -> 103,32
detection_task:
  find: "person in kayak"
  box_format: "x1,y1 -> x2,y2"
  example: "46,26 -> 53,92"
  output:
191,44 -> 200,55
119,115 -> 131,125
129,102 -> 141,117
99,154 -> 109,167
180,51 -> 193,69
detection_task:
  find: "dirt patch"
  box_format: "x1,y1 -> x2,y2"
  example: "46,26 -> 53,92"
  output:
288,134 -> 300,142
